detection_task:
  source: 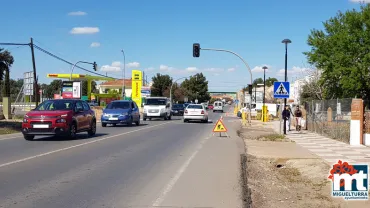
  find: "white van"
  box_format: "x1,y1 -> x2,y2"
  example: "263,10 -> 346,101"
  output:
213,101 -> 224,112
143,97 -> 172,120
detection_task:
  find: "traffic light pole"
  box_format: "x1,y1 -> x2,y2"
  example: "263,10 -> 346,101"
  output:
200,47 -> 253,124
69,61 -> 96,81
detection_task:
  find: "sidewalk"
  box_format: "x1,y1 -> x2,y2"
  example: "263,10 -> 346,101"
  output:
268,120 -> 370,165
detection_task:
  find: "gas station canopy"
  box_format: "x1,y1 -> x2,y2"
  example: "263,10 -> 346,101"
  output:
47,74 -> 115,81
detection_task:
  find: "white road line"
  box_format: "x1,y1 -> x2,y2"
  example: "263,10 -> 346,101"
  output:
0,121 -> 175,169
152,136 -> 210,207
0,135 -> 23,141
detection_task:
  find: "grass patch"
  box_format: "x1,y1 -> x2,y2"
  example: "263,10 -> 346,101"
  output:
0,121 -> 22,135
258,133 -> 286,141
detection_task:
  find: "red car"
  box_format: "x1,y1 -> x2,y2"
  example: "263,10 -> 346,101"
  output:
22,99 -> 96,141
208,104 -> 214,110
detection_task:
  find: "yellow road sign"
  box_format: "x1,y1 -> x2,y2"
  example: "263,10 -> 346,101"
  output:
212,119 -> 228,132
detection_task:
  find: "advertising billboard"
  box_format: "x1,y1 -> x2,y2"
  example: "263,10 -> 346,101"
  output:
62,81 -> 81,99
141,86 -> 151,98
131,70 -> 142,107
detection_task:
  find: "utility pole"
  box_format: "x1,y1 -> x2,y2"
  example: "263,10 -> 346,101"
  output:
30,38 -> 38,107
262,66 -> 268,122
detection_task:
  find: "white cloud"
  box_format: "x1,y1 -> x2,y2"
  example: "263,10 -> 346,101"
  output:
90,42 -> 100,47
227,68 -> 236,72
277,66 -> 309,77
70,27 -> 100,34
204,68 -> 224,72
126,62 -> 140,68
68,11 -> 87,16
159,64 -> 175,71
350,0 -> 370,3
251,65 -> 271,73
99,61 -> 122,72
186,67 -> 198,72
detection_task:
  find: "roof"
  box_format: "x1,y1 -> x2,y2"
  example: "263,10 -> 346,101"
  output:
100,79 -> 132,87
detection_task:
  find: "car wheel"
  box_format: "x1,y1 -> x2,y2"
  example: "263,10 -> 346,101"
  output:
24,135 -> 34,141
143,117 -> 147,121
102,123 -> 107,127
112,123 -> 117,127
88,120 -> 96,137
149,118 -> 152,121
213,110 -> 215,112
127,117 -> 133,126
184,119 -> 188,123
135,118 -> 140,126
68,123 -> 77,139
168,115 -> 172,120
164,115 -> 167,120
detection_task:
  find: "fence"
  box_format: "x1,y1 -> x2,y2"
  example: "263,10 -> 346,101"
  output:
304,98 -> 352,143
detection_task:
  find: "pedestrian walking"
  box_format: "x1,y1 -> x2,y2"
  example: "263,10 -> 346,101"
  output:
294,106 -> 303,132
282,105 -> 291,132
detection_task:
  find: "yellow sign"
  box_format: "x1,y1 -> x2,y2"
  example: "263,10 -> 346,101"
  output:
131,70 -> 142,107
212,119 -> 228,132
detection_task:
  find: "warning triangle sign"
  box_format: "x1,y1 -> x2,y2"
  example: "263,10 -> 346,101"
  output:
213,119 -> 228,132
275,83 -> 288,95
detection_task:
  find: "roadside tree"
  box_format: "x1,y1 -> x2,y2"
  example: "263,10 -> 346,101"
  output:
151,73 -> 172,97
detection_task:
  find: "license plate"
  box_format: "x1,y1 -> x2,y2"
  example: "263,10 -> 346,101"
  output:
33,124 -> 49,128
109,118 -> 119,120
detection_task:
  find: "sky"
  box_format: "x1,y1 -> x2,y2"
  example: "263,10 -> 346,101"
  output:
0,0 -> 366,92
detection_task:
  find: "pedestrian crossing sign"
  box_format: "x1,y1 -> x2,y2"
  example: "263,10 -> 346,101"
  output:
213,119 -> 228,132
273,82 -> 290,99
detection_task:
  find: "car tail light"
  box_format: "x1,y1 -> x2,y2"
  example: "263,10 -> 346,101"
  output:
185,110 -> 188,114
201,110 -> 204,114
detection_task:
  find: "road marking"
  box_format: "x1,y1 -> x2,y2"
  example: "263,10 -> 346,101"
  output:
152,135 -> 210,207
0,135 -> 23,141
0,121 -> 175,169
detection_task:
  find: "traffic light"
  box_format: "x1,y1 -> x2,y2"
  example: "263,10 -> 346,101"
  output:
193,43 -> 200,58
93,62 -> 97,71
248,84 -> 253,95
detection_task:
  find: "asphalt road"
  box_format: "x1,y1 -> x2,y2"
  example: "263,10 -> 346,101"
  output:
0,105 -> 243,208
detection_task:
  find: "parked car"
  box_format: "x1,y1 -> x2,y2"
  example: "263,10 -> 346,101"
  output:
171,104 -> 185,116
143,97 -> 171,121
183,104 -> 208,123
101,100 -> 140,127
22,99 -> 96,140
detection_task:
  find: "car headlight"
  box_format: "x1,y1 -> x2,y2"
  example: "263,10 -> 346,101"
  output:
23,118 -> 28,123
121,112 -> 128,116
56,118 -> 66,123
160,108 -> 165,112
103,113 -> 108,117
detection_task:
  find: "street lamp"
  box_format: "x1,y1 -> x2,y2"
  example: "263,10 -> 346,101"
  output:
170,76 -> 189,107
70,60 -> 97,81
121,49 -> 126,99
282,38 -> 292,134
262,66 -> 268,122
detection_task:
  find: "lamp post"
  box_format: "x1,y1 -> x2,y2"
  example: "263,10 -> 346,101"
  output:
121,49 -> 126,99
262,66 -> 268,122
70,61 -> 94,81
170,76 -> 189,107
282,39 -> 292,134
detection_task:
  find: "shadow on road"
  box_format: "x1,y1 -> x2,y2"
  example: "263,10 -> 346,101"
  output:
34,133 -> 109,141
103,123 -> 149,127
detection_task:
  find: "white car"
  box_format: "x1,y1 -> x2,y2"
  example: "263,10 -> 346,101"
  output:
183,104 -> 208,123
143,97 -> 172,121
213,101 -> 224,112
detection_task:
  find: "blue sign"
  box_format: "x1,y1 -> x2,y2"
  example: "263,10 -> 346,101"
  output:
273,82 -> 290,99
234,99 -> 239,104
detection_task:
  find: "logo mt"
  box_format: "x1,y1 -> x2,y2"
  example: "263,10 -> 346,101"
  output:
328,160 -> 368,200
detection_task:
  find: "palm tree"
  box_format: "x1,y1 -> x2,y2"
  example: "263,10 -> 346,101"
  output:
0,48 -> 14,97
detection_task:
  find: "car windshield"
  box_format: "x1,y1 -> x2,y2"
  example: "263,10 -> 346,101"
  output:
106,102 -> 130,109
187,105 -> 203,109
146,99 -> 166,105
36,100 -> 73,111
173,104 -> 184,108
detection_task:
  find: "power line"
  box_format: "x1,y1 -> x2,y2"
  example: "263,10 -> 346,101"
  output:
33,44 -> 119,79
